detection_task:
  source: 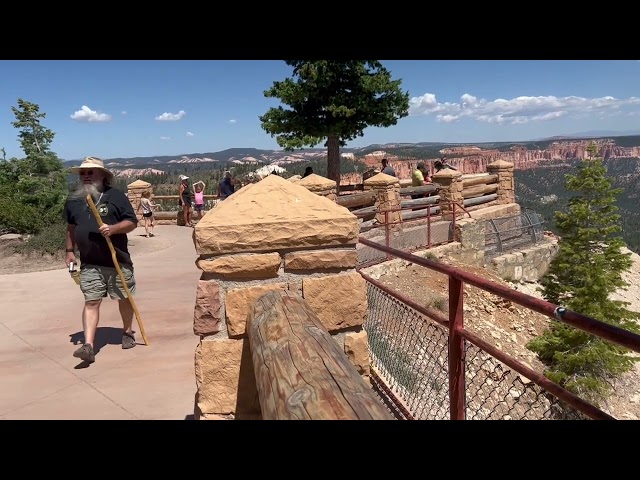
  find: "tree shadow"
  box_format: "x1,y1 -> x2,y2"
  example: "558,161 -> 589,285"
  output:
69,327 -> 134,369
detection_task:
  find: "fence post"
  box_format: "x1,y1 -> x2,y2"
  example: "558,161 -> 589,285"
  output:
363,172 -> 402,231
449,276 -> 466,420
487,160 -> 515,205
432,168 -> 463,221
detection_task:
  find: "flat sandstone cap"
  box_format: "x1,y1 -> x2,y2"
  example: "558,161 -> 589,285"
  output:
193,174 -> 359,255
295,173 -> 336,192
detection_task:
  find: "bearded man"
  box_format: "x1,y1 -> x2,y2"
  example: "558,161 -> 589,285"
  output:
64,156 -> 139,364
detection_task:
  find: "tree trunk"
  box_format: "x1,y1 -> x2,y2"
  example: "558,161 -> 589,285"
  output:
327,134 -> 340,190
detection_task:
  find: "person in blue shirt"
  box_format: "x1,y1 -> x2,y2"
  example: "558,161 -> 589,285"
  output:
218,171 -> 235,200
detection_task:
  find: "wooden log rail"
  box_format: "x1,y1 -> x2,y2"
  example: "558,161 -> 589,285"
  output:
336,184 -> 439,210
461,174 -> 498,199
247,290 -> 393,420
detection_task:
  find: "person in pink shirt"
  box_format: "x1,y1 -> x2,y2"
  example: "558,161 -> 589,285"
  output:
192,180 -> 206,219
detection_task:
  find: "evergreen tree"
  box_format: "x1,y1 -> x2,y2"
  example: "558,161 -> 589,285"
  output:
527,142 -> 640,405
260,61 -> 409,187
0,98 -> 68,233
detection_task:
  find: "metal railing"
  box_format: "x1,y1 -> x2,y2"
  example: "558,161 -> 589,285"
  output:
484,208 -> 545,259
356,202 -> 471,269
358,237 -> 640,420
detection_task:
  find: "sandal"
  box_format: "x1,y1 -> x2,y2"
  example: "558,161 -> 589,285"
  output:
122,331 -> 137,350
73,343 -> 96,363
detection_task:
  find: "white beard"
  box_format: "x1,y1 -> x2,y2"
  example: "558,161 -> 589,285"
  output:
70,181 -> 104,201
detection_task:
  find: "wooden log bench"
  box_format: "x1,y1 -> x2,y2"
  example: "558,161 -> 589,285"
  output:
247,290 -> 393,420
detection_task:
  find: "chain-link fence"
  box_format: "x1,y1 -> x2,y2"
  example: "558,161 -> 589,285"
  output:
484,209 -> 545,260
365,281 -> 451,420
364,279 -> 588,420
465,343 -> 586,420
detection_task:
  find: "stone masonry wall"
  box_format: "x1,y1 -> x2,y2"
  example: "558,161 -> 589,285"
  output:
191,175 -> 371,420
489,240 -> 559,282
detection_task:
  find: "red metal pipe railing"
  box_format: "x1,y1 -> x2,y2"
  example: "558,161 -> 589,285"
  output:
359,237 -> 640,354
449,276 -> 465,420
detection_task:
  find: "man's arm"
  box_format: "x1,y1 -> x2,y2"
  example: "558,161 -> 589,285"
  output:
101,189 -> 138,236
109,220 -> 137,235
65,224 -> 77,267
66,224 -> 76,252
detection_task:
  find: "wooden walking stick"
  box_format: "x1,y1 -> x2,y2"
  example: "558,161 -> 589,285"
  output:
86,194 -> 149,346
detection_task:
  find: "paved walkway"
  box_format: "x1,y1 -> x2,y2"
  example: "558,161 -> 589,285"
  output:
0,226 -> 201,420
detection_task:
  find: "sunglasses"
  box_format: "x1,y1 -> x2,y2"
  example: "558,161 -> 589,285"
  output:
79,170 -> 94,176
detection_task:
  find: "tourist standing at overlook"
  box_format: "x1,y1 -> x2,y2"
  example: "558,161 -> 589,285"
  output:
137,190 -> 157,237
381,158 -> 396,177
178,175 -> 194,227
192,180 -> 206,219
217,171 -> 235,200
434,156 -> 457,173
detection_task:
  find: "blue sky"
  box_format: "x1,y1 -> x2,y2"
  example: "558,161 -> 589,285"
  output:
1,60 -> 638,161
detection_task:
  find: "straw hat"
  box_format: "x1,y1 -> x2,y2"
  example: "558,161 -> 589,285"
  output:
70,156 -> 113,180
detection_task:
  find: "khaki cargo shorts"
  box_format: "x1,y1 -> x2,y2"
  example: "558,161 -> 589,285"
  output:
80,264 -> 136,302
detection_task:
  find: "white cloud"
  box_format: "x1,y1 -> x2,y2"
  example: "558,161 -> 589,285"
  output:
160,136 -> 171,140
70,105 -> 112,123
121,110 -> 127,115
229,119 -> 237,124
155,110 -> 186,121
186,131 -> 194,137
409,93 -> 640,125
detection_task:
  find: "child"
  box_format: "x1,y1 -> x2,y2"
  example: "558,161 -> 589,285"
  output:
138,190 -> 157,237
192,180 -> 206,219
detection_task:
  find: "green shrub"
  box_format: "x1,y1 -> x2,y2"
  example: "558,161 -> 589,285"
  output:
0,196 -> 44,234
13,221 -> 67,256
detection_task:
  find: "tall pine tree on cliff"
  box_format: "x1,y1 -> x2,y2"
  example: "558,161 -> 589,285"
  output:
527,141 -> 640,406
259,61 -> 409,188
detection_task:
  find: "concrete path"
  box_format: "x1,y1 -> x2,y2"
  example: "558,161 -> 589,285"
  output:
0,225 -> 201,420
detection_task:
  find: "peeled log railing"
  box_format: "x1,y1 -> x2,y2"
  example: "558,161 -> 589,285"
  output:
247,290 -> 393,420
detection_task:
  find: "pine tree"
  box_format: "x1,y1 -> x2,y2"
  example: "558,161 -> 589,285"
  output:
260,61 -> 410,187
527,142 -> 640,406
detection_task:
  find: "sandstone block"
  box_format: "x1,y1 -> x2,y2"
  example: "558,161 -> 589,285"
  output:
284,249 -> 357,271
193,280 -> 222,336
194,338 -> 260,416
196,252 -> 281,278
302,272 -> 367,332
225,283 -> 288,336
193,175 -> 358,255
344,330 -> 370,376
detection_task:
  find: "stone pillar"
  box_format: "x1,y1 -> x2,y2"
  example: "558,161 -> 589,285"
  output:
127,179 -> 152,221
296,173 -> 338,201
191,174 -> 370,420
363,172 -> 402,230
487,160 -> 515,205
432,168 -> 463,221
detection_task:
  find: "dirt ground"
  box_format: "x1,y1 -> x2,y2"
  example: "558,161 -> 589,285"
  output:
373,249 -> 640,420
0,227 -> 178,276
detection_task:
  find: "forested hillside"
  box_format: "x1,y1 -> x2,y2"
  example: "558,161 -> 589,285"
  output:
515,158 -> 640,253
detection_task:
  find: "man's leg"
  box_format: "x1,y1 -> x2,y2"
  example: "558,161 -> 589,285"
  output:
110,265 -> 137,349
118,298 -> 134,334
75,266 -> 107,363
83,299 -> 102,346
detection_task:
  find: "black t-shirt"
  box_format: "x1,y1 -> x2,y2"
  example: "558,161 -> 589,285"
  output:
65,187 -> 138,268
